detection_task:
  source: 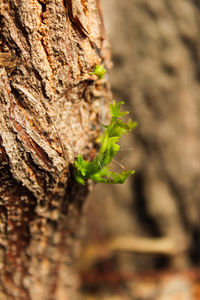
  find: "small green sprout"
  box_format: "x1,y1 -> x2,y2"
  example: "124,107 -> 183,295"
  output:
90,65 -> 107,79
74,100 -> 137,185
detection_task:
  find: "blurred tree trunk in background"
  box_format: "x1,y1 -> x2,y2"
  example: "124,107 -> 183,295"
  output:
92,0 -> 200,270
0,0 -> 111,299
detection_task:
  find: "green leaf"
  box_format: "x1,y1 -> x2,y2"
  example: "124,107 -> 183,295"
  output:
109,100 -> 128,118
90,65 -> 107,79
74,101 -> 137,185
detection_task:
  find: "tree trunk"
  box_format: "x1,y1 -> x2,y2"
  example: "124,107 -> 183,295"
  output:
0,1 -> 111,299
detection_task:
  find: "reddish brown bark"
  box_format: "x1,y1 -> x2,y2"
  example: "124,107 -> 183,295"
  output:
0,0 -> 111,299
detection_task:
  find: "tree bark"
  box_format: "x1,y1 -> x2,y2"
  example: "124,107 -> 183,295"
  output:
0,1 -> 111,299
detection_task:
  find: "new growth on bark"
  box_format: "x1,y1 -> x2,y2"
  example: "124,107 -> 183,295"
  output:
0,0 -> 111,299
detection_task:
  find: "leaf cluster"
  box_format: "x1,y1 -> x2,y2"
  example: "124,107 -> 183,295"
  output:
89,65 -> 107,79
75,101 -> 137,185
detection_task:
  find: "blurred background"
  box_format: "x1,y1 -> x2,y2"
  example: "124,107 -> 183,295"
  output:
79,1 -> 200,299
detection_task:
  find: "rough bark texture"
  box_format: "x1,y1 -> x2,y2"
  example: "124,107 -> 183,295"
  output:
0,1 -> 111,299
86,0 -> 200,272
